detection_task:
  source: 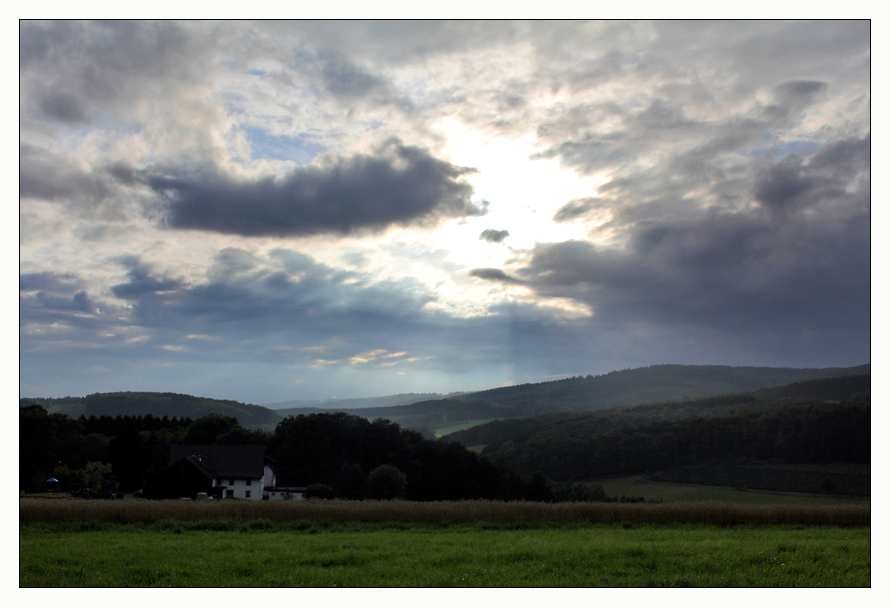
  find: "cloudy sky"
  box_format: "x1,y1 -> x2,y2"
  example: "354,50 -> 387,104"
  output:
19,20 -> 871,405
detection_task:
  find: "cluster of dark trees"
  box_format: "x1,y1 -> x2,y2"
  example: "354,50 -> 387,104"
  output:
268,412 -> 550,501
20,403 -> 592,502
19,403 -> 194,493
481,401 -> 870,481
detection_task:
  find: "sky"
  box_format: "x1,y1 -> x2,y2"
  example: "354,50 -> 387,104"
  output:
18,20 -> 871,405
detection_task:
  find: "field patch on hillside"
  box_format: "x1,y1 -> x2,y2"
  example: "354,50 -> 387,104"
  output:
592,476 -> 870,506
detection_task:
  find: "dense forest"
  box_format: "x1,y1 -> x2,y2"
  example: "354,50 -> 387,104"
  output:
481,402 -> 869,481
448,363 -> 870,412
443,375 -> 870,489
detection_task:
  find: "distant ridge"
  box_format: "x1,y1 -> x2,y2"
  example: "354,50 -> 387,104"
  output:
20,391 -> 282,430
268,392 -> 449,412
22,363 -> 868,434
271,363 -> 871,430
449,363 -> 871,413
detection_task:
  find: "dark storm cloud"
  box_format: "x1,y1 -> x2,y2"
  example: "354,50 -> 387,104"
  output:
20,272 -> 106,326
111,258 -> 184,300
20,272 -> 81,293
517,134 -> 870,343
20,144 -> 151,224
320,56 -> 388,98
552,198 -> 607,223
479,229 -> 510,243
753,134 -> 870,218
535,76 -> 834,180
37,91 -> 89,123
469,268 -> 526,285
101,249 -> 442,355
20,20 -> 212,124
20,144 -> 113,203
285,46 -> 415,112
147,139 -> 486,237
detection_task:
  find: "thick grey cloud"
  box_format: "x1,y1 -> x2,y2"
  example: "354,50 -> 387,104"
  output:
469,268 -> 526,285
20,144 -> 112,204
20,271 -> 109,332
497,135 -> 871,350
479,229 -> 510,243
320,55 -> 388,99
20,20 -> 214,125
145,139 -> 486,237
111,258 -> 184,300
552,198 -> 605,223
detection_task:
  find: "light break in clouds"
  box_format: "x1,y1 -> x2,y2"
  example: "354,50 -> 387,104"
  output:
19,20 -> 870,404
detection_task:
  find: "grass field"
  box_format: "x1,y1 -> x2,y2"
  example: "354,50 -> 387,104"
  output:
20,499 -> 870,587
20,522 -> 870,587
592,476 -> 871,506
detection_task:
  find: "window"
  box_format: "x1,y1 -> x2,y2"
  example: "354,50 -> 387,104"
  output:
226,490 -> 234,498
246,479 -> 252,486
245,490 -> 251,498
228,479 -> 234,486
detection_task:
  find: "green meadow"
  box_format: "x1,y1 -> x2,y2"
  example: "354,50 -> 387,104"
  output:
19,498 -> 870,587
593,475 -> 870,506
20,522 -> 869,587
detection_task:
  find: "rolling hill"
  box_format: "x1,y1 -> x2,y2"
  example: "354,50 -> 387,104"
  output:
440,374 -> 871,485
271,392 -> 451,415
450,363 -> 870,412
281,363 -> 870,431
20,392 -> 282,431
20,363 -> 868,435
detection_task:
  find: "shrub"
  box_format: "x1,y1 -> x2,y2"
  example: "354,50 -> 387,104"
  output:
304,484 -> 336,499
367,465 -> 407,500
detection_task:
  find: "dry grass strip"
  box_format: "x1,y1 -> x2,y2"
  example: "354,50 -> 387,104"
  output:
19,498 -> 870,527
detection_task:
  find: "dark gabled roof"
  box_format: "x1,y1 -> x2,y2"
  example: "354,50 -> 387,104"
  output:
169,444 -> 267,479
183,455 -> 216,480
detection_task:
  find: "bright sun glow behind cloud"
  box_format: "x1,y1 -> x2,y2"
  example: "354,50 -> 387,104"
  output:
436,118 -> 605,256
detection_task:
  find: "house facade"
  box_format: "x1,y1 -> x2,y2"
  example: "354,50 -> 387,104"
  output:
168,444 -> 275,500
265,487 -> 306,501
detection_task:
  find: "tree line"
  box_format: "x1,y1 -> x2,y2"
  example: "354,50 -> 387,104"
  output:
19,404 -> 194,494
20,404 -> 595,502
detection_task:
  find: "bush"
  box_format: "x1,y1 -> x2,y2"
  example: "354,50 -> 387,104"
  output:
367,464 -> 407,500
304,484 -> 336,499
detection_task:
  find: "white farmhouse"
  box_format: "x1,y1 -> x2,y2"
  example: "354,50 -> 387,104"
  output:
168,444 -> 276,500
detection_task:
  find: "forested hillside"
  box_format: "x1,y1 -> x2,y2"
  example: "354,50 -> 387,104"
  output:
266,364 -> 869,433
451,364 -> 870,413
480,402 -> 868,482
20,392 -> 282,430
280,398 -> 564,432
442,375 -> 870,489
